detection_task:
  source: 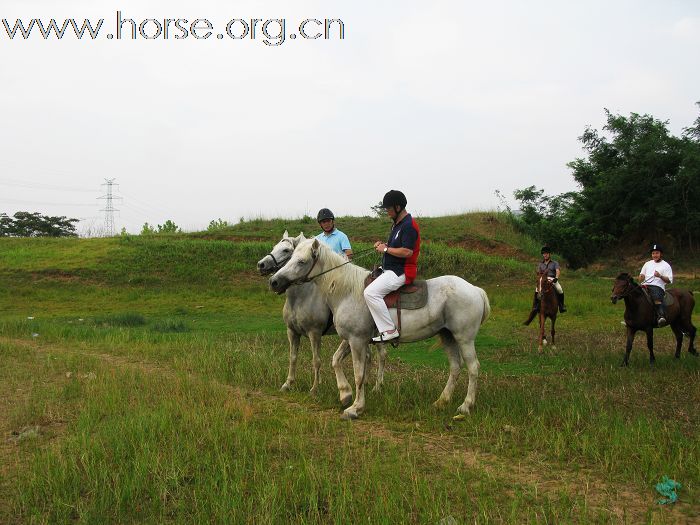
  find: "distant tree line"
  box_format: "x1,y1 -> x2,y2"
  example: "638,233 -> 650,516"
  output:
0,211 -> 79,237
511,104 -> 700,268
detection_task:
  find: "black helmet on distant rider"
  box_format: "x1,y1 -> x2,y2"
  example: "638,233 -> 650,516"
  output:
317,208 -> 335,222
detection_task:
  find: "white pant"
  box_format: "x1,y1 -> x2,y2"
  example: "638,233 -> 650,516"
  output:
364,270 -> 406,334
536,278 -> 563,294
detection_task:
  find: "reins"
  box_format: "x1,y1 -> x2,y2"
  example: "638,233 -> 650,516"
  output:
302,247 -> 378,283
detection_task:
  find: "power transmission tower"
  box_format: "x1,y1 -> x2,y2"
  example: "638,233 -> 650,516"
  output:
98,178 -> 122,236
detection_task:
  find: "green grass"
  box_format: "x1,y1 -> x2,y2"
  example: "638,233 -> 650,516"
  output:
1,213 -> 699,523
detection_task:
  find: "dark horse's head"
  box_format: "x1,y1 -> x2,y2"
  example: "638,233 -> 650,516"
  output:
611,272 -> 637,304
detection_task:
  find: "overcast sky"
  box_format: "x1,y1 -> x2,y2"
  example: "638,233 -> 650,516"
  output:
1,0 -> 698,234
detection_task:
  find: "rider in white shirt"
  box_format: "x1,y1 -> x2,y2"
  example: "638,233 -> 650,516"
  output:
638,243 -> 673,326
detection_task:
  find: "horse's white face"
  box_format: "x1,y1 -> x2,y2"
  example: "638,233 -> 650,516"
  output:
269,239 -> 320,294
257,231 -> 305,275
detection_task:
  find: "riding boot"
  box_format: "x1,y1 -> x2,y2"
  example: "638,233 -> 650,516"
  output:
557,293 -> 567,313
655,303 -> 667,327
530,292 -> 540,313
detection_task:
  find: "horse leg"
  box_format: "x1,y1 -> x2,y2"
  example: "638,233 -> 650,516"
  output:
372,343 -> 388,393
341,339 -> 369,420
550,316 -> 556,351
308,331 -> 322,394
671,323 -> 683,359
433,333 -> 462,409
538,313 -> 545,353
331,340 -> 353,408
687,323 -> 698,356
646,328 -> 655,365
621,326 -> 635,367
456,338 -> 480,415
281,328 -> 301,391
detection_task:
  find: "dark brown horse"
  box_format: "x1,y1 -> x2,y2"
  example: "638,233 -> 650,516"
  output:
524,272 -> 558,352
610,272 -> 698,366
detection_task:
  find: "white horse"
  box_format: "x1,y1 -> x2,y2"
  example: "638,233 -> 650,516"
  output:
269,238 -> 491,419
258,231 -> 387,395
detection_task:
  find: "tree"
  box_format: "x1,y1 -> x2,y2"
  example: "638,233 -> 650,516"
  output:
157,220 -> 181,234
370,201 -> 385,217
207,218 -> 231,232
513,106 -> 700,266
0,211 -> 78,237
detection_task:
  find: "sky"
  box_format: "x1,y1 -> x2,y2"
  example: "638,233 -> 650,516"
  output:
1,0 -> 699,234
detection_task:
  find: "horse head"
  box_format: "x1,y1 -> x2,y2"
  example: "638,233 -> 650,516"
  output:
257,230 -> 306,275
536,271 -> 553,299
269,238 -> 322,294
610,272 -> 635,304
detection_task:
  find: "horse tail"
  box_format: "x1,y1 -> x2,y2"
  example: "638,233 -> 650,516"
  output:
523,309 -> 537,326
479,287 -> 491,325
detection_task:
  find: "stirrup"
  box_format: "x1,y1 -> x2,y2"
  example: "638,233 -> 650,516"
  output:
371,330 -> 399,343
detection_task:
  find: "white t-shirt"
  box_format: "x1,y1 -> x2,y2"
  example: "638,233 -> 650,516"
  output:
639,259 -> 673,290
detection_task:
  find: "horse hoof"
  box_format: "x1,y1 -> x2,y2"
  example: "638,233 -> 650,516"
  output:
433,398 -> 448,410
456,403 -> 472,416
309,386 -> 318,395
551,345 -> 557,351
340,395 -> 353,409
620,361 -> 628,367
340,410 -> 358,421
543,340 -> 548,347
280,383 -> 292,392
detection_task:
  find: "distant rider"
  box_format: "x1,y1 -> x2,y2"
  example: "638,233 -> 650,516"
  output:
363,190 -> 420,343
639,243 -> 673,327
315,208 -> 353,259
529,246 -> 566,314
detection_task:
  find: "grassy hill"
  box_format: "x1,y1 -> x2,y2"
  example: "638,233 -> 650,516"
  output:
2,212 -> 700,522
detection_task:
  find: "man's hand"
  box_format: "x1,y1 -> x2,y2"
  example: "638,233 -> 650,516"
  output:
654,270 -> 661,278
375,242 -> 387,254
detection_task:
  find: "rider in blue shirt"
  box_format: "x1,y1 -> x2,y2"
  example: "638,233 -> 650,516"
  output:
315,208 -> 352,259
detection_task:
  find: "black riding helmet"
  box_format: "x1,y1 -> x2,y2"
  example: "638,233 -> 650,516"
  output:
541,246 -> 552,255
650,243 -> 663,253
382,190 -> 407,224
382,190 -> 407,209
317,208 -> 335,222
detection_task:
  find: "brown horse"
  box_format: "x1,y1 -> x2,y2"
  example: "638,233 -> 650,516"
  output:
524,272 -> 558,352
610,272 -> 698,366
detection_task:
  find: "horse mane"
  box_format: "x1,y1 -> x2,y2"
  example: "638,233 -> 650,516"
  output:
300,239 -> 370,298
615,272 -> 638,286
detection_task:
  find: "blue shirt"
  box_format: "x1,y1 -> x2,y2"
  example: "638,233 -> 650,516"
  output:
315,229 -> 351,255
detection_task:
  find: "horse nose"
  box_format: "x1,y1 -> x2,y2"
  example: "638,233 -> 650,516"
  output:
257,261 -> 265,269
270,278 -> 278,289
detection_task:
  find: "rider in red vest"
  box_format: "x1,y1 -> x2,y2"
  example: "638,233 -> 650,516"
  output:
363,190 -> 420,342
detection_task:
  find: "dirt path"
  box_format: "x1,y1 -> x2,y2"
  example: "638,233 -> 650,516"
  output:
1,336 -> 693,524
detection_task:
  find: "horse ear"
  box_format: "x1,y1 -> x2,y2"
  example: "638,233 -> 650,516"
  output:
298,232 -> 306,240
311,238 -> 320,257
283,230 -> 289,239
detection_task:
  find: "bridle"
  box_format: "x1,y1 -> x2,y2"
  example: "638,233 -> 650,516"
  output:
265,238 -> 295,272
611,276 -> 638,303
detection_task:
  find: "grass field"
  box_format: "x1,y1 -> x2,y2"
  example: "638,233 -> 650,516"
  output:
1,213 -> 699,523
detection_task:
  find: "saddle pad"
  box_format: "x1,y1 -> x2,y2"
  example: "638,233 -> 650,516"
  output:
641,287 -> 675,307
364,275 -> 429,310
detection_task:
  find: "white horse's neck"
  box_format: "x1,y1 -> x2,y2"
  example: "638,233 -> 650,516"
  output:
311,245 -> 369,303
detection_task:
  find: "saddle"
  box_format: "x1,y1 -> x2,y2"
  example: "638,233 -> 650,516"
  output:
640,286 -> 675,307
363,275 -> 429,310
364,273 -> 429,344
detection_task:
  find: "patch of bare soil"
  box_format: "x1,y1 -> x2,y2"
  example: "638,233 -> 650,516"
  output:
2,337 -> 694,523
451,236 -> 532,261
